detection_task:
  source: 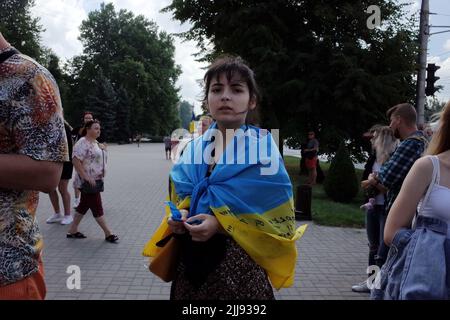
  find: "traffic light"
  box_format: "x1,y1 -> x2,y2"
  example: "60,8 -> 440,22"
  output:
425,63 -> 440,96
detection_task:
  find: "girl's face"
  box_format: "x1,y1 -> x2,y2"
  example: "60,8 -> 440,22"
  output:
207,73 -> 256,129
87,123 -> 101,139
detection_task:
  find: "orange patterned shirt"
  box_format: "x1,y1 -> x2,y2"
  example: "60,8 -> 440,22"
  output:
0,47 -> 68,286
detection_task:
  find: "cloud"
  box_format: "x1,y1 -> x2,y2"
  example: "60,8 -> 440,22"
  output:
32,0 -> 207,113
31,0 -> 87,60
445,39 -> 450,52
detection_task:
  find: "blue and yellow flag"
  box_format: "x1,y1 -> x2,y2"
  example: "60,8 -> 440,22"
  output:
143,123 -> 307,289
189,111 -> 196,133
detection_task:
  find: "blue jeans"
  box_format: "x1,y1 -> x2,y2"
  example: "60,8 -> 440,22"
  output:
366,204 -> 388,268
371,216 -> 450,300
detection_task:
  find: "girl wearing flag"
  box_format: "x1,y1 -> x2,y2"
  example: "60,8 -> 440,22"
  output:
144,56 -> 306,299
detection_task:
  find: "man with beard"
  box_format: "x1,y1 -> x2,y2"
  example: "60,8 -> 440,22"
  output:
367,103 -> 428,250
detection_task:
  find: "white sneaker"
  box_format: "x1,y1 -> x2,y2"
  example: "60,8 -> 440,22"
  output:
60,215 -> 74,225
73,198 -> 80,209
46,213 -> 63,224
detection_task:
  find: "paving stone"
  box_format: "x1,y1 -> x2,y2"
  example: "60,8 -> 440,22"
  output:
37,143 -> 369,300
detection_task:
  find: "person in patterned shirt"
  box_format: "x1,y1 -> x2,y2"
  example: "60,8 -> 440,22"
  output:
368,103 -> 428,241
0,33 -> 68,299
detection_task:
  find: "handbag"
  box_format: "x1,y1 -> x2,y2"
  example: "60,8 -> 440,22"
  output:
148,233 -> 181,282
80,179 -> 104,193
80,148 -> 105,194
371,156 -> 446,300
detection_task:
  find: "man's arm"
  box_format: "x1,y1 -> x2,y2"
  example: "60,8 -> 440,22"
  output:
0,154 -> 62,192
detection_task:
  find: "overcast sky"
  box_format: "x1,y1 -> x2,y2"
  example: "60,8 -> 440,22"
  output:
31,0 -> 450,114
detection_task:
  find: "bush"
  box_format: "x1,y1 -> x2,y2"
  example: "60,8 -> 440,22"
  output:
324,141 -> 359,203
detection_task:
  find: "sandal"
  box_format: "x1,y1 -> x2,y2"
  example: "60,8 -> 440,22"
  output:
105,234 -> 119,243
67,232 -> 87,239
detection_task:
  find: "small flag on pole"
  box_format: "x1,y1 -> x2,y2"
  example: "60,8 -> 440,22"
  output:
189,112 -> 196,133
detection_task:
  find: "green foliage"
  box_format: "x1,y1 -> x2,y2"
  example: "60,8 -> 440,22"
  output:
284,156 -> 364,228
115,86 -> 132,143
164,0 -> 418,161
0,0 -> 43,60
67,2 -> 181,139
85,70 -> 118,140
179,101 -> 194,130
324,141 -> 359,203
425,97 -> 446,123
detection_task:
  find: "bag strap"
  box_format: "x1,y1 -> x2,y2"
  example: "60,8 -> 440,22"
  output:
413,155 -> 439,228
101,148 -> 105,176
0,48 -> 19,64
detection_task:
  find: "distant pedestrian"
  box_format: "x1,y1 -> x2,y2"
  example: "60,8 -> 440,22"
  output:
136,133 -> 142,148
46,120 -> 75,225
303,131 -> 319,185
164,136 -> 172,160
67,120 -> 119,243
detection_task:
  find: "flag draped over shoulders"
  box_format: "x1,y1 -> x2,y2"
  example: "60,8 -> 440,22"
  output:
143,123 -> 307,289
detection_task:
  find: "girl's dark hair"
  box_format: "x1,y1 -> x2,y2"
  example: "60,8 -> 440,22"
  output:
203,56 -> 260,125
84,119 -> 100,130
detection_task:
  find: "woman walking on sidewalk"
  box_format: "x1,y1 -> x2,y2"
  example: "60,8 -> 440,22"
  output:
67,120 -> 119,243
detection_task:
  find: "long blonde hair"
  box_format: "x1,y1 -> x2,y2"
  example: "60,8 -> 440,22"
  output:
426,100 -> 450,155
372,126 -> 398,164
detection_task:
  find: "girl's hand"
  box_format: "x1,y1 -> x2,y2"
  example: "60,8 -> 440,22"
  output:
184,214 -> 222,242
167,209 -> 189,234
361,180 -> 371,189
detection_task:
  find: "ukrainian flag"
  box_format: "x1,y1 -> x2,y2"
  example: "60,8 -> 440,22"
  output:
143,123 -> 307,289
189,111 -> 196,134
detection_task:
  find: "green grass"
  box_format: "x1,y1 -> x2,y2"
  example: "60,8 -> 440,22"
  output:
284,156 -> 365,228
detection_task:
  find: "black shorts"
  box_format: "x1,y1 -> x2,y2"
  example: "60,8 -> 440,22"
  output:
61,162 -> 73,180
165,147 -> 171,152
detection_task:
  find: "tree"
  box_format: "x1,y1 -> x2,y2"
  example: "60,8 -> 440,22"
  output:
164,0 -> 418,160
115,86 -> 132,142
0,0 -> 44,60
85,69 -> 117,141
425,97 -> 446,123
324,141 -> 359,203
179,101 -> 194,130
69,2 -> 181,138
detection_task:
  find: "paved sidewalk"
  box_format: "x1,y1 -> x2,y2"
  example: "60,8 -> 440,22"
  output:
36,143 -> 370,300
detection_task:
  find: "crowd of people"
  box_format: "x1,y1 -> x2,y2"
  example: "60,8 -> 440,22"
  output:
2,29 -> 450,301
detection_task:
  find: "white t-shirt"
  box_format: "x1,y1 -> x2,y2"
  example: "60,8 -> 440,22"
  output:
73,137 -> 106,187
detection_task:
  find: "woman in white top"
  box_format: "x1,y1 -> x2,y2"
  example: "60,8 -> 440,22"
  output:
67,120 -> 119,243
385,100 -> 450,245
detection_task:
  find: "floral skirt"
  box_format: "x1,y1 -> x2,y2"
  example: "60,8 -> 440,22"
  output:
170,237 -> 275,300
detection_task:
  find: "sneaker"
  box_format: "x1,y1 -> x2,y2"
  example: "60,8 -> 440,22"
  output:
351,280 -> 370,293
60,215 -> 74,225
73,198 -> 80,209
46,213 -> 63,224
